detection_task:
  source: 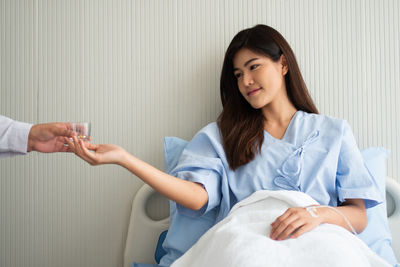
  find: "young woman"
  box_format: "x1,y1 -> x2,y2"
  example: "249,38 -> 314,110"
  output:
67,24 -> 381,264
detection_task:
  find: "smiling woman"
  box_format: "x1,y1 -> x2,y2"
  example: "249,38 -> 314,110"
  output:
233,48 -> 295,139
219,25 -> 318,170
233,49 -> 289,110
68,24 -> 396,266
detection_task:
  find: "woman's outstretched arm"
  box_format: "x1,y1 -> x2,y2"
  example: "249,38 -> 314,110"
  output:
66,136 -> 208,211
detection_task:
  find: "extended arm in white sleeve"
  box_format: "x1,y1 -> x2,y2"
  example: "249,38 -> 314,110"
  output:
0,115 -> 33,157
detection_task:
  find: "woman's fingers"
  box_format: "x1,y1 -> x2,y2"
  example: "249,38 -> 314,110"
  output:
72,136 -> 83,154
84,142 -> 99,151
275,219 -> 304,240
77,139 -> 100,165
271,209 -> 292,227
290,224 -> 314,239
66,136 -> 107,166
270,207 -> 322,240
270,212 -> 299,240
67,136 -> 96,165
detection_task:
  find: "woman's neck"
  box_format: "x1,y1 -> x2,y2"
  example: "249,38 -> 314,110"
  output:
262,103 -> 298,126
262,102 -> 298,140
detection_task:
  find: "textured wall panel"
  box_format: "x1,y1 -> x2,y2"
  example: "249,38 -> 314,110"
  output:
1,0 -> 399,267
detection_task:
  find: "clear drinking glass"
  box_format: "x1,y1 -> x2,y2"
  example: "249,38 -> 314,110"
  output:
70,122 -> 91,141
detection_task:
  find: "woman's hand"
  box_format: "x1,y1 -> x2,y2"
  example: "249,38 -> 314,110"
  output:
269,207 -> 322,240
66,136 -> 126,165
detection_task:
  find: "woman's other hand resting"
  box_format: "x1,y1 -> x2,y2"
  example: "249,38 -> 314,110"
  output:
269,199 -> 366,240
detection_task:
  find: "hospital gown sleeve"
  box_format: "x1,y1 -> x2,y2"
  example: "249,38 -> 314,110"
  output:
336,121 -> 382,208
171,129 -> 225,218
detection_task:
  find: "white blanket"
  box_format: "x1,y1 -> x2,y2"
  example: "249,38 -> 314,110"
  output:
172,190 -> 391,267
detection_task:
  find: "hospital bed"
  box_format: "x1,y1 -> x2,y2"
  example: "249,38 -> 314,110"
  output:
123,176 -> 400,267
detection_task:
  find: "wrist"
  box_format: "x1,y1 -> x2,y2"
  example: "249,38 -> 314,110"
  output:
315,206 -> 329,225
117,149 -> 131,166
27,140 -> 33,152
27,125 -> 37,152
306,205 -> 327,225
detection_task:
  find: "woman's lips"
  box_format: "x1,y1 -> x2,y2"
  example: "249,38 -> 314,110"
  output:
248,88 -> 261,96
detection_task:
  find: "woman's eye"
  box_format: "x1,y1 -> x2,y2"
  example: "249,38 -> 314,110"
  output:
234,73 -> 242,78
250,64 -> 259,70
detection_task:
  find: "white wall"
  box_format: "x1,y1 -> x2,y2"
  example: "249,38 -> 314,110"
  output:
1,0 -> 399,266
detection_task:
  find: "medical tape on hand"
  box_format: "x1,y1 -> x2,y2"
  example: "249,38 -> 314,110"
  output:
305,205 -> 357,235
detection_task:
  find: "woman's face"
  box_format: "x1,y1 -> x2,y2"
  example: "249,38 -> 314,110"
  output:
233,48 -> 288,110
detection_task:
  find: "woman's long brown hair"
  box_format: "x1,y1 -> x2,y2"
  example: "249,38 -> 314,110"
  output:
217,24 -> 319,170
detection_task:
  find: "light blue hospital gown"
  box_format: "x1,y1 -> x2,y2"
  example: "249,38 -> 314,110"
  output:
159,111 -> 382,266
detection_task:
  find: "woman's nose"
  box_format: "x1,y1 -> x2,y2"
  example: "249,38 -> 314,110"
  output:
242,72 -> 254,86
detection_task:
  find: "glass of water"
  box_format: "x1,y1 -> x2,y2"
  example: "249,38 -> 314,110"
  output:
70,122 -> 91,141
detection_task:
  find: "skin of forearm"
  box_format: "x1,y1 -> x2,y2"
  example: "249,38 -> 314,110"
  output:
316,201 -> 367,233
118,150 -> 209,211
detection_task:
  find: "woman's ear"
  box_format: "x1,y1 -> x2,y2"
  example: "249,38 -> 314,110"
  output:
281,54 -> 288,75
